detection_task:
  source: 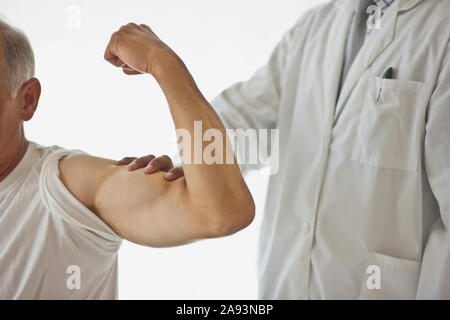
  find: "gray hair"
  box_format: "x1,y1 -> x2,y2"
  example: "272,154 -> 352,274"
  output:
0,19 -> 35,97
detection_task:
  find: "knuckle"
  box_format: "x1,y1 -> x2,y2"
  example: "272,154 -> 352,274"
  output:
117,28 -> 128,36
149,157 -> 160,165
151,157 -> 161,163
140,24 -> 152,32
161,155 -> 172,163
111,31 -> 122,43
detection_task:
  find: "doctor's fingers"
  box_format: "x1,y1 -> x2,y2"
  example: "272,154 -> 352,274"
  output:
163,167 -> 184,181
144,155 -> 174,174
115,155 -> 156,171
116,154 -> 181,179
115,156 -> 137,166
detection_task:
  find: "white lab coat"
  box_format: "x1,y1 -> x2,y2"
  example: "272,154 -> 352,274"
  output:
211,0 -> 450,299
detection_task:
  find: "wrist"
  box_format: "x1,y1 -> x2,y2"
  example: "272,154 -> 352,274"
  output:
150,50 -> 202,101
150,48 -> 184,79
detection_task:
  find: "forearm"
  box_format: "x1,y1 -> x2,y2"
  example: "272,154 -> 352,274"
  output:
152,54 -> 254,231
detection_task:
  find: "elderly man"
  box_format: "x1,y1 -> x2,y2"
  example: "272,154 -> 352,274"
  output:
0,20 -> 254,299
136,0 -> 450,299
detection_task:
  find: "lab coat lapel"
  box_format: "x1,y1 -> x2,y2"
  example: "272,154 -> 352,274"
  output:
334,0 -> 400,122
321,1 -> 354,118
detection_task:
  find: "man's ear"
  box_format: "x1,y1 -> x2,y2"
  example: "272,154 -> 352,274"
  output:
18,78 -> 41,121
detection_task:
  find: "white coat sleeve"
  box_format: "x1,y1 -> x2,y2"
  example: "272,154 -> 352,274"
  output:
417,39 -> 450,299
210,21 -> 300,174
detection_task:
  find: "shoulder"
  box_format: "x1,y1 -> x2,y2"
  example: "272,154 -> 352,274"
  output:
36,147 -> 124,250
290,0 -> 340,31
34,142 -> 85,173
36,143 -> 92,210
277,1 -> 340,55
285,0 -> 350,48
430,0 -> 450,20
24,141 -> 74,187
401,0 -> 450,30
58,154 -> 118,212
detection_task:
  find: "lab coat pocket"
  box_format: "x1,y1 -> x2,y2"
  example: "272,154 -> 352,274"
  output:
359,252 -> 421,300
351,77 -> 432,172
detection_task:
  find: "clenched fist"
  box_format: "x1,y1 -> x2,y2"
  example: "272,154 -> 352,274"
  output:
104,23 -> 177,76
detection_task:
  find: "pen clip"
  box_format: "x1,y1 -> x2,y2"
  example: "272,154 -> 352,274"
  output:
376,78 -> 384,102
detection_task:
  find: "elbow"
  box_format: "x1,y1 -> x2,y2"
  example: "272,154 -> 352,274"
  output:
203,194 -> 256,238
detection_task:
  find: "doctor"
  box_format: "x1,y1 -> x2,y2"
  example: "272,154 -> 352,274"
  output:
126,0 -> 450,299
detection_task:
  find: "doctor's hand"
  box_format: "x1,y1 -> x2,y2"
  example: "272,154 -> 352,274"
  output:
115,155 -> 185,181
104,23 -> 177,76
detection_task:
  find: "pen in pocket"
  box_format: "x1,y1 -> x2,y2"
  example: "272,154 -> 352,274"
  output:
376,67 -> 394,102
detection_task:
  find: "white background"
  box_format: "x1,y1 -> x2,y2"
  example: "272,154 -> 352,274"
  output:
1,0 -> 327,299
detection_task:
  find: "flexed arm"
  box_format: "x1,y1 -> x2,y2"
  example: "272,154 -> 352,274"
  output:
59,23 -> 254,247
